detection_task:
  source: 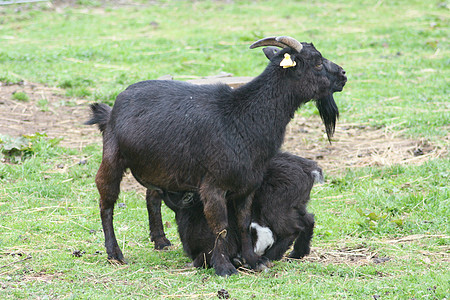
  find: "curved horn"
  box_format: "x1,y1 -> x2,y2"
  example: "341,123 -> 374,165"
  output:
275,36 -> 303,53
249,36 -> 289,50
249,36 -> 303,53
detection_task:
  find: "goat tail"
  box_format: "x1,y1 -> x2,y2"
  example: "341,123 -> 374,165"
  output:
84,103 -> 112,133
311,168 -> 324,184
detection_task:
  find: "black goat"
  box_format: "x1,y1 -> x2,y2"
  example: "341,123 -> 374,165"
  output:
86,36 -> 346,276
154,152 -> 322,269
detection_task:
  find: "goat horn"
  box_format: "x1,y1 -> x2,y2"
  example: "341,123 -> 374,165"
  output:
249,36 -> 303,53
249,36 -> 289,50
275,36 -> 303,53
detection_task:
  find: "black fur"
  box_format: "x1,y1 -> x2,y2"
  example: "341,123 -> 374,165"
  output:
86,38 -> 346,276
157,152 -> 321,268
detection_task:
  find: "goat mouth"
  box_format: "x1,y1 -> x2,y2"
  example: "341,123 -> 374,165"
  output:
332,80 -> 346,92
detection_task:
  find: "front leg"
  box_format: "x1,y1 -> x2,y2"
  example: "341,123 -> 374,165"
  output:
200,180 -> 238,276
263,235 -> 296,261
236,194 -> 268,271
146,189 -> 172,250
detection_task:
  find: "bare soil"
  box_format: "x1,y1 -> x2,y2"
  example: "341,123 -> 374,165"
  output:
0,81 -> 447,192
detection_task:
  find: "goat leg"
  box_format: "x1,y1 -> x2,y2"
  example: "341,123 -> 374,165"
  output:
200,181 -> 237,276
263,234 -> 297,261
145,189 -> 172,250
235,195 -> 269,271
192,252 -> 210,269
101,207 -> 125,263
96,153 -> 126,264
289,213 -> 315,259
209,230 -> 237,276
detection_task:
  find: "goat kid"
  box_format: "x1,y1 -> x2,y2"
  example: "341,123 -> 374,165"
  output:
152,152 -> 322,269
86,36 -> 346,276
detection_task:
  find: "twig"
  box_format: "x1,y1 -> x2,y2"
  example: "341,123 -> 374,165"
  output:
0,0 -> 48,4
0,255 -> 32,269
160,293 -> 216,298
384,234 -> 449,244
208,229 -> 227,254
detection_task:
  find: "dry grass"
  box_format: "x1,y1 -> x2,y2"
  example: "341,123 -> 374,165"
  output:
284,117 -> 448,175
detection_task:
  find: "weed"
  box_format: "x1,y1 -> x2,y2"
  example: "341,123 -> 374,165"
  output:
0,133 -> 62,163
37,98 -> 49,112
11,91 -> 29,102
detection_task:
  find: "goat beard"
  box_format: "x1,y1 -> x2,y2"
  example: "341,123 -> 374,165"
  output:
315,93 -> 339,142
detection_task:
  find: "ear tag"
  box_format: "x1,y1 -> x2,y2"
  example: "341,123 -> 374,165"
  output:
280,53 -> 296,68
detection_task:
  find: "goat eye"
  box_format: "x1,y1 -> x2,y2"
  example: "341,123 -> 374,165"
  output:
315,63 -> 323,70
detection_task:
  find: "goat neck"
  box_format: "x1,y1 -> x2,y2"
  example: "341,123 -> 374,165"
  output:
232,57 -> 310,126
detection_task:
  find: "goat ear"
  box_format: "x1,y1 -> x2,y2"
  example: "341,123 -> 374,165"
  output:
262,47 -> 279,60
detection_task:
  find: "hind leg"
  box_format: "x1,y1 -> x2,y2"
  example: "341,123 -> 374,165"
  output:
235,195 -> 269,271
289,213 -> 315,259
192,252 -> 211,269
96,145 -> 126,263
146,189 -> 172,250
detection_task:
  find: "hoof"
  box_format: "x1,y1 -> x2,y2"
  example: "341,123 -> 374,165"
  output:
154,238 -> 172,250
232,256 -> 245,267
107,257 -> 127,265
232,258 -> 251,270
214,263 -> 238,277
253,257 -> 272,272
288,251 -> 306,259
255,263 -> 269,272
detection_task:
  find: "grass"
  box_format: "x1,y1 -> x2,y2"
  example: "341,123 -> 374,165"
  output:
0,0 -> 449,299
1,0 -> 448,141
1,140 -> 448,298
11,91 -> 29,102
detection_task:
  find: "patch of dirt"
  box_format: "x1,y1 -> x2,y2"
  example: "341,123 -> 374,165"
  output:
0,82 -> 99,150
0,82 -> 447,192
283,117 -> 447,174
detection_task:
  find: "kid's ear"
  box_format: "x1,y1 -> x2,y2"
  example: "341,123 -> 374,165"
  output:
262,46 -> 280,60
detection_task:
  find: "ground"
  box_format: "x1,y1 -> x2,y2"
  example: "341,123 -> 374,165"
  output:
0,82 -> 448,270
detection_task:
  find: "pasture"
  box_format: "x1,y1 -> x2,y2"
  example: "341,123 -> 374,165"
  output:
0,0 -> 449,298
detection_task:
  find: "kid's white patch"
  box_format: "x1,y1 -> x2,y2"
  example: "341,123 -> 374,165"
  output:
250,222 -> 274,256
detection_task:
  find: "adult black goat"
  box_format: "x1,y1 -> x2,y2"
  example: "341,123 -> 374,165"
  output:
86,36 -> 346,276
153,152 -> 322,269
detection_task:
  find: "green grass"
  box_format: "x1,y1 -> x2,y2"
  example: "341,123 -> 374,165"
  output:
0,0 -> 449,299
1,0 -> 448,140
1,140 -> 448,299
11,91 -> 29,102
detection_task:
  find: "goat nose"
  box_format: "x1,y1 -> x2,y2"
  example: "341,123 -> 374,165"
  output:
340,69 -> 347,81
